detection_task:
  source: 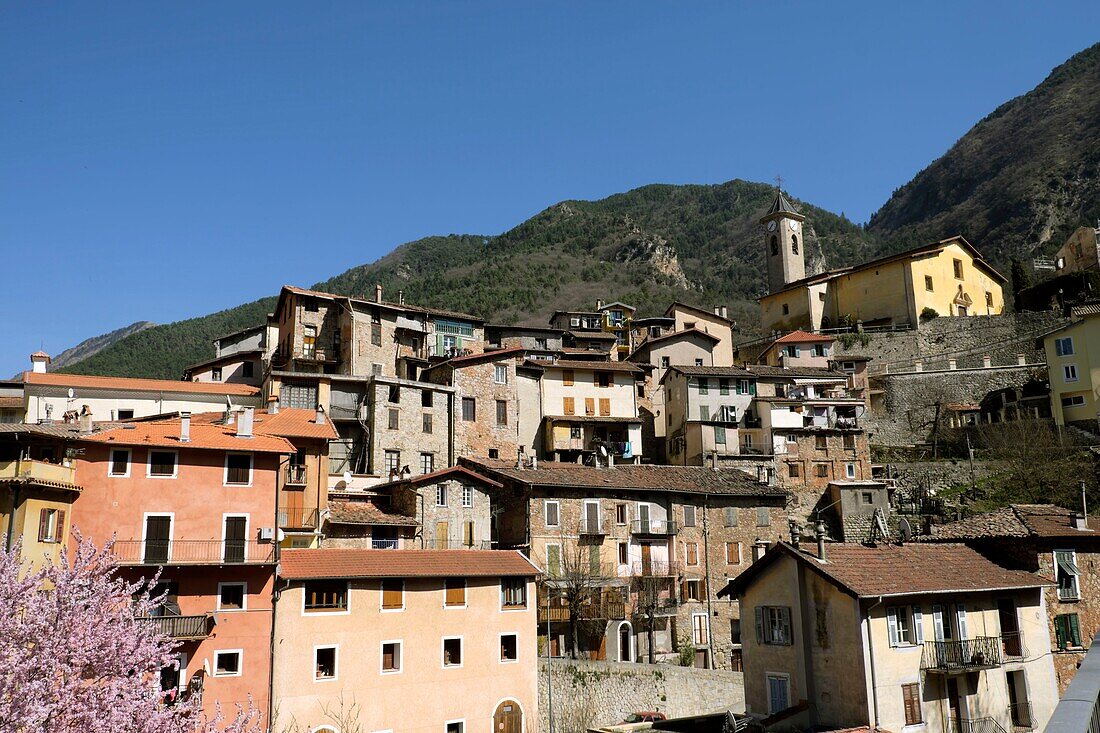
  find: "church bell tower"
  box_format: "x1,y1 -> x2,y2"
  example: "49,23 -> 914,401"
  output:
760,186 -> 807,294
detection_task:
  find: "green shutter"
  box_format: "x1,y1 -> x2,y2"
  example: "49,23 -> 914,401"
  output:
749,382 -> 757,396
547,545 -> 561,578
1055,615 -> 1067,649
1070,613 -> 1082,646
436,333 -> 446,355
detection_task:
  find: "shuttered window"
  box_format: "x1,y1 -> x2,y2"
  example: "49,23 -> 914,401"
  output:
501,578 -> 526,608
381,641 -> 401,672
37,508 -> 64,543
496,400 -> 508,426
585,398 -> 595,416
724,507 -> 738,527
304,580 -> 348,612
109,449 -> 130,476
755,606 -> 793,645
445,579 -> 465,607
563,397 -> 575,415
902,684 -> 923,726
545,544 -> 561,577
225,453 -> 252,485
149,451 -> 177,477
1055,613 -> 1083,649
686,542 -> 699,565
463,521 -> 475,548
461,398 -> 476,422
381,579 -> 404,610
598,398 -> 611,416
562,370 -> 574,386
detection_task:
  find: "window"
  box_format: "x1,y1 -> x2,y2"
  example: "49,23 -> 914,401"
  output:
562,369 -> 574,386
693,612 -> 710,645
714,425 -> 726,444
598,398 -> 610,417
535,338 -> 547,349
618,542 -> 629,565
1056,337 -> 1075,356
985,291 -> 994,308
218,582 -> 246,611
148,450 -> 177,478
501,578 -> 527,609
381,641 -> 402,673
371,322 -> 382,346
902,684 -> 923,726
242,361 -> 254,378
660,356 -> 670,368
719,378 -> 730,395
420,453 -> 434,475
698,378 -> 709,395
388,408 -> 399,430
843,434 -> 855,450
686,542 -> 699,565
1063,395 -> 1086,408
461,397 -> 476,421
767,674 -> 790,715
563,396 -> 575,415
1055,613 -> 1083,649
924,275 -> 934,292
724,507 -> 738,527
421,389 -> 433,408
442,637 -> 463,667
445,578 -> 466,607
304,298 -> 319,313
224,453 -> 253,486
953,259 -> 963,279
384,450 -> 401,475
682,579 -> 703,601
725,542 -> 741,565
694,358 -> 704,366
814,463 -> 830,478
117,409 -> 135,420
461,485 -> 472,507
447,722 -> 465,733
435,484 -> 448,507
845,462 -> 857,479
1065,364 -> 1079,382
304,580 -> 348,613
496,400 -> 508,426
211,366 -> 222,381
814,435 -> 827,450
887,606 -> 924,646
791,235 -> 798,254
303,326 -> 317,359
570,425 -> 582,440
381,579 -> 404,610
597,372 -> 611,388
500,633 -> 518,662
862,491 -> 875,504
109,449 -> 131,477
494,364 -> 508,384
423,413 -> 433,433
1055,550 -> 1081,601
37,508 -> 64,543
615,503 -> 627,525
699,405 -> 711,421
770,235 -> 779,255
585,398 -> 595,416
387,385 -> 400,403
757,507 -> 771,526
757,606 -> 793,645
544,500 -> 560,528
683,505 -> 697,528
213,650 -> 242,677
315,646 -> 337,681
788,463 -> 801,479
782,304 -> 790,315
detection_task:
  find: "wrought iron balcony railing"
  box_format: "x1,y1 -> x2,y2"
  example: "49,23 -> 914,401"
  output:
578,519 -> 606,535
948,717 -> 1010,733
1001,631 -> 1028,660
630,560 -> 680,577
1008,703 -> 1035,732
112,540 -> 275,566
139,614 -> 215,640
630,519 -> 678,536
277,507 -> 319,529
284,464 -> 308,485
921,637 -> 1003,673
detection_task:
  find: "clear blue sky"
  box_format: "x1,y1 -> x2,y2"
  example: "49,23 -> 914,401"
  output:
2,3 -> 1098,377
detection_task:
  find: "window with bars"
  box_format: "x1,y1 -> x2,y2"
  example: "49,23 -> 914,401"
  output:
304,580 -> 348,612
461,398 -> 476,421
496,400 -> 508,426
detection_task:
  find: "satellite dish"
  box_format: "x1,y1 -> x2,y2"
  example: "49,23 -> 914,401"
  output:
598,445 -> 608,457
343,470 -> 352,484
898,517 -> 914,544
67,388 -> 75,399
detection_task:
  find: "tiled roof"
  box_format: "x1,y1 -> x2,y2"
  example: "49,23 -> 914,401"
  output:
159,409 -> 338,440
665,365 -> 755,378
663,301 -> 734,324
762,190 -> 802,218
465,459 -> 785,497
81,421 -> 295,453
747,365 -> 848,379
22,371 -> 260,396
372,465 -> 504,490
1071,302 -> 1100,317
547,360 -> 643,373
280,285 -> 485,323
326,500 -> 419,526
0,422 -> 118,438
279,548 -> 539,579
568,331 -> 618,341
722,542 -> 1047,599
925,504 -> 1100,540
556,348 -> 610,357
436,347 -> 527,368
770,330 -> 835,345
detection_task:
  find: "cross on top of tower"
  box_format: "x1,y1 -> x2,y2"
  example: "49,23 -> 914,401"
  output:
774,174 -> 783,192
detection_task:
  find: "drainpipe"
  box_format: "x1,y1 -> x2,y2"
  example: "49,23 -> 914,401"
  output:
447,390 -> 456,468
864,596 -> 884,728
702,492 -> 716,669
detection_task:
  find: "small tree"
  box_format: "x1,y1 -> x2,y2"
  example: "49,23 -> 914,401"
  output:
1010,258 -> 1031,312
0,533 -> 262,733
539,536 -> 613,660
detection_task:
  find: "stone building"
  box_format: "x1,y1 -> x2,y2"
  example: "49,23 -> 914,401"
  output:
922,504 -> 1100,693
365,375 -> 455,479
756,331 -> 836,368
464,459 -> 790,670
662,366 -> 758,467
485,324 -> 564,360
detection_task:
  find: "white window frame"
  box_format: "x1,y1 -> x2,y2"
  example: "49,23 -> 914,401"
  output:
494,364 -> 508,384
444,720 -> 466,733
300,580 -> 351,616
499,632 -> 520,664
221,513 -> 250,563
1065,364 -> 1079,382
380,579 -> 405,613
683,504 -> 697,528
141,512 -> 174,562
146,449 -> 179,479
462,485 -> 473,507
436,484 -> 448,507
1055,549 -> 1081,600
544,500 -> 560,528
582,499 -> 601,533
845,462 -> 857,479
380,639 -> 403,675
223,452 -> 254,487
108,448 -> 132,478
1063,395 -> 1086,408
313,644 -> 338,682
216,581 -> 248,612
692,611 -> 710,646
1056,337 -> 1075,357
500,577 -> 528,611
442,636 -> 464,669
212,649 -> 243,678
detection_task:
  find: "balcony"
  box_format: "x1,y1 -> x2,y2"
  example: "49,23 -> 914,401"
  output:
284,464 -> 308,486
139,614 -> 215,640
1009,703 -> 1035,732
948,718 -> 1010,733
1001,631 -> 1028,660
537,599 -> 626,623
578,519 -> 606,536
630,560 -> 680,577
921,637 -> 1003,673
630,519 -> 678,536
112,540 -> 275,566
277,507 -> 319,530
0,459 -> 79,489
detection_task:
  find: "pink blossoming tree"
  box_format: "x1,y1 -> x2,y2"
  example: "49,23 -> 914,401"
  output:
0,533 -> 263,733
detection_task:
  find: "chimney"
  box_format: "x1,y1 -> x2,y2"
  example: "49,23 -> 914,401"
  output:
752,538 -> 769,562
815,519 -> 827,560
1017,353 -> 1026,366
710,451 -> 719,471
237,407 -> 254,438
531,455 -> 538,470
516,448 -> 524,470
608,453 -> 615,468
42,403 -> 53,424
982,355 -> 992,368
375,283 -> 383,303
398,289 -> 405,306
315,404 -> 326,425
713,305 -> 721,316
180,411 -> 191,443
1072,512 -> 1088,531
30,351 -> 51,374
268,395 -> 279,414
596,299 -> 604,309
789,519 -> 802,546
78,405 -> 93,435
721,305 -> 728,319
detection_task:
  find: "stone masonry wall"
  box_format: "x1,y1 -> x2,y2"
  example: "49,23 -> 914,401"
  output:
538,659 -> 744,733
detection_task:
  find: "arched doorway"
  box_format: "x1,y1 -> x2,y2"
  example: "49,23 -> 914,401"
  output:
618,621 -> 633,662
494,700 -> 523,733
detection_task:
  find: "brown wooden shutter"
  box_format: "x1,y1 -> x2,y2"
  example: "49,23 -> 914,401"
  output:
464,521 -> 475,547
382,580 -> 403,609
563,397 -> 575,415
38,509 -> 49,542
563,370 -> 574,386
445,579 -> 465,606
599,398 -> 611,416
55,510 -> 65,543
593,370 -> 601,385
383,644 -> 395,669
585,398 -> 595,416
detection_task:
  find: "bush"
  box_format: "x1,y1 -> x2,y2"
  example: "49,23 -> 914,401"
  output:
677,633 -> 696,667
920,307 -> 939,322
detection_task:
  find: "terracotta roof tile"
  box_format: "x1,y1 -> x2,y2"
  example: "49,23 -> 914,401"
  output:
665,365 -> 755,378
23,371 -> 259,396
372,465 -> 503,490
546,360 -> 643,373
326,500 -> 419,526
279,548 -> 540,579
81,421 -> 294,453
163,409 -> 337,440
771,330 -> 836,345
926,504 -> 1100,540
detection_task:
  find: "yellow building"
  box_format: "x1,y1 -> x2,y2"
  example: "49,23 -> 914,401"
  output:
758,192 -> 1006,332
1043,308 -> 1100,426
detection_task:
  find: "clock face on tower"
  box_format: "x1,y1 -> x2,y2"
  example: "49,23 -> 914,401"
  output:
788,220 -> 799,232
767,220 -> 777,232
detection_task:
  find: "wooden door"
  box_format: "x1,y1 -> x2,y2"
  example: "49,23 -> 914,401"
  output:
640,543 -> 652,575
998,598 -> 1021,657
224,517 -> 247,563
144,516 -> 171,564
436,521 -> 449,549
494,700 -> 523,733
946,678 -> 962,733
283,485 -> 305,527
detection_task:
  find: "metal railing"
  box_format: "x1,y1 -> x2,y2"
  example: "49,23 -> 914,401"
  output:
112,540 -> 275,565
921,637 -> 1003,672
1008,703 -> 1034,732
0,459 -> 78,486
1001,631 -> 1028,660
630,519 -> 678,536
277,507 -> 319,529
630,560 -> 680,577
284,464 -> 308,485
578,519 -> 606,535
139,614 -> 215,640
418,539 -> 492,550
949,717 -> 1010,733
